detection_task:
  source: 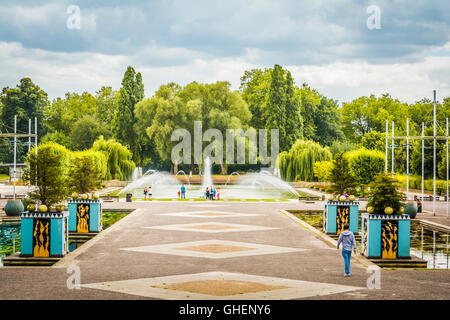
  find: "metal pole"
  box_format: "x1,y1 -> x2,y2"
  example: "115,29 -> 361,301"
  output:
422,122 -> 425,202
385,120 -> 388,173
34,117 -> 38,207
28,118 -> 31,194
392,121 -> 395,178
406,118 -> 409,200
446,117 -> 448,219
433,90 -> 436,216
13,115 -> 17,200
421,226 -> 424,259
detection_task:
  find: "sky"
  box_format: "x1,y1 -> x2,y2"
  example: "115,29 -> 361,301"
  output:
0,0 -> 449,104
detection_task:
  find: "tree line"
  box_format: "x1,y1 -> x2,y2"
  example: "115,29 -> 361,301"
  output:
1,65 -> 449,181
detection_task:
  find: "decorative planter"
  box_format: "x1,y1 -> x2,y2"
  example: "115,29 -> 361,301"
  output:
4,200 -> 25,217
323,201 -> 359,235
361,213 -> 410,259
68,199 -> 102,233
20,211 -> 69,257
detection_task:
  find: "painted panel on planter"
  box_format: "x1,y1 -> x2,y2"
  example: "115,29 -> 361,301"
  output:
20,218 -> 33,255
326,205 -> 337,233
50,219 -> 63,256
336,205 -> 349,235
33,218 -> 50,257
381,220 -> 398,259
76,203 -> 90,233
398,220 -> 410,257
349,205 -> 359,233
368,219 -> 381,258
362,218 -> 368,256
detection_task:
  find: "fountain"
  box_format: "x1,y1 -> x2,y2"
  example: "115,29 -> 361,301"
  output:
200,157 -> 213,196
224,172 -> 240,187
131,167 -> 143,181
175,170 -> 191,186
119,171 -> 181,199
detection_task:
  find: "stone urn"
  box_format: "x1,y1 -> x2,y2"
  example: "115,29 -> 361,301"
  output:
4,199 -> 25,216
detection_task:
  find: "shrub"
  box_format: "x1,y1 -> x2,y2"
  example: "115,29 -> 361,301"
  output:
367,173 -> 406,215
23,142 -> 72,206
69,150 -> 107,193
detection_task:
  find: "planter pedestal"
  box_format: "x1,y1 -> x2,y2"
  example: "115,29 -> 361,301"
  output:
361,213 -> 410,259
20,211 -> 69,258
323,201 -> 359,235
68,200 -> 102,233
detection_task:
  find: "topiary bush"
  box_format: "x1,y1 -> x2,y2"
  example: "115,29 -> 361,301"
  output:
367,173 -> 406,215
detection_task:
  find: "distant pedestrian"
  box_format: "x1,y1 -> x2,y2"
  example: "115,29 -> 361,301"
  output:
181,184 -> 186,199
217,189 -> 220,200
337,223 -> 357,277
148,186 -> 152,199
213,188 -> 216,200
144,186 -> 148,199
416,198 -> 422,213
206,187 -> 210,200
178,190 -> 180,198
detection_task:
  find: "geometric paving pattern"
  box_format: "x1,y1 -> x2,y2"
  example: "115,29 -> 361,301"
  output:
82,271 -> 364,300
144,222 -> 277,233
120,239 -> 307,259
156,210 -> 263,219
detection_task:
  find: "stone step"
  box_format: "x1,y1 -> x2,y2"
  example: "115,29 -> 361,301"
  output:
2,253 -> 60,267
369,257 -> 428,269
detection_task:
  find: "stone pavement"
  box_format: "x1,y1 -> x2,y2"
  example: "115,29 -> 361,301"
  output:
0,200 -> 449,300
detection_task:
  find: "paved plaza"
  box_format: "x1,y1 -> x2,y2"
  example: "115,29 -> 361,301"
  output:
0,200 -> 449,300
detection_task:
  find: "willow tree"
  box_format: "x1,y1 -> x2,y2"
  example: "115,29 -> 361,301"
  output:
278,140 -> 332,181
92,136 -> 135,181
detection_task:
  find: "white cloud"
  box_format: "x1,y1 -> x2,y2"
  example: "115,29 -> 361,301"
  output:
0,40 -> 449,105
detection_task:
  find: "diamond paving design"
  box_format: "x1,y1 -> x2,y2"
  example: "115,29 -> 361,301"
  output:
144,222 -> 276,233
120,239 -> 307,259
82,271 -> 364,300
156,210 -> 263,219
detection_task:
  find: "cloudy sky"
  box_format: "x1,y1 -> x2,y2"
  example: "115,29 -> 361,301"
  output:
0,0 -> 449,104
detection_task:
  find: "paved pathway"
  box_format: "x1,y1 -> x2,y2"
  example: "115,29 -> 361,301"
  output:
1,201 -> 449,300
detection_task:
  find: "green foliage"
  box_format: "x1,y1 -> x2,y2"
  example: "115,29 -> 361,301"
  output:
112,66 -> 144,164
278,140 -> 332,181
361,131 -> 385,151
22,142 -> 72,206
313,161 -> 333,182
69,114 -> 112,151
0,78 -> 48,136
395,174 -> 448,194
92,136 -> 135,181
346,148 -> 385,187
329,139 -> 358,157
341,94 -> 408,143
69,150 -> 107,193
328,152 -> 357,194
367,173 -> 406,215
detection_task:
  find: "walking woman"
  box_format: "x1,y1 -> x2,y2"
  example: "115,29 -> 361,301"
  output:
144,186 -> 148,200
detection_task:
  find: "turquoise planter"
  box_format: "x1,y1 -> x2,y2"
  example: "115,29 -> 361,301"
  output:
68,200 -> 102,233
20,211 -> 69,257
323,201 -> 359,235
4,200 -> 25,217
361,213 -> 410,259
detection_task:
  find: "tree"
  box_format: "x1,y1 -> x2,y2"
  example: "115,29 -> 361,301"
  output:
112,66 -> 144,164
278,140 -> 332,181
69,114 -> 111,151
265,64 -> 288,151
284,71 -> 303,149
346,148 -> 385,195
0,78 -> 48,135
313,161 -> 334,182
69,150 -> 107,193
367,173 -> 406,215
43,91 -> 98,148
92,136 -> 135,181
313,96 -> 343,146
23,142 -> 71,206
361,131 -> 385,151
328,152 -> 357,195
